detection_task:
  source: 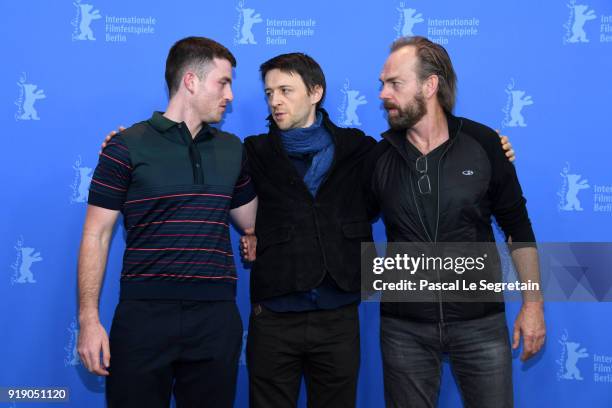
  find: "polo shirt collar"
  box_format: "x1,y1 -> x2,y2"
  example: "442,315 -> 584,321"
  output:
148,111 -> 177,132
148,111 -> 215,141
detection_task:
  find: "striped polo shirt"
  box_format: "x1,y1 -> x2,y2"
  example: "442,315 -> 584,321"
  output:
88,111 -> 255,301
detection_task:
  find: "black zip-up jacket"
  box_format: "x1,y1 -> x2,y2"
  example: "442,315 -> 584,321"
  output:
365,113 -> 536,322
244,110 -> 376,302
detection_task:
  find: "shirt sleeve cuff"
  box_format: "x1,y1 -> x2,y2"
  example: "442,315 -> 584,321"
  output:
88,191 -> 124,211
230,182 -> 256,209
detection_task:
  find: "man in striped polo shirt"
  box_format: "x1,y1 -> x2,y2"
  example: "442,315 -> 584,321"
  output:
76,37 -> 257,408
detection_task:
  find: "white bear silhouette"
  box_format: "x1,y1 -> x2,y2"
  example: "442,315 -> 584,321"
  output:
17,247 -> 42,283
399,8 -> 424,36
563,173 -> 589,211
562,341 -> 589,380
19,83 -> 46,120
76,166 -> 93,203
239,8 -> 262,44
508,90 -> 533,127
342,90 -> 367,126
568,5 -> 596,43
76,3 -> 101,41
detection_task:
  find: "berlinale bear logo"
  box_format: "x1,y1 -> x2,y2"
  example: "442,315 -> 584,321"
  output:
558,163 -> 590,212
395,3 -> 424,38
72,0 -> 102,41
568,4 -> 597,43
15,73 -> 46,121
557,330 -> 589,381
70,156 -> 93,204
338,79 -> 367,127
234,1 -> 263,45
564,1 -> 597,44
501,79 -> 533,129
10,237 -> 43,285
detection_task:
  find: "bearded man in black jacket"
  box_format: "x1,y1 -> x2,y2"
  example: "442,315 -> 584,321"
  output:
366,36 -> 546,408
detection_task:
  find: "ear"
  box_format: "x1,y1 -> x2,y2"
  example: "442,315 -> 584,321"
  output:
309,85 -> 324,106
422,75 -> 439,100
183,71 -> 199,95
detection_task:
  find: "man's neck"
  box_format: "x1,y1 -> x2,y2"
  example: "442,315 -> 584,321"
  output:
164,99 -> 204,138
405,106 -> 449,155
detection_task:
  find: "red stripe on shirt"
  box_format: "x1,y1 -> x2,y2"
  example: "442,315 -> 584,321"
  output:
131,219 -> 229,228
91,179 -> 127,192
100,152 -> 131,169
234,176 -> 251,189
105,142 -> 129,151
124,260 -> 233,268
126,247 -> 233,256
125,193 -> 231,205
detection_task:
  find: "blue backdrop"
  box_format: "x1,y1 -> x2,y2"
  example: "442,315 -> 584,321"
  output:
2,0 -> 612,406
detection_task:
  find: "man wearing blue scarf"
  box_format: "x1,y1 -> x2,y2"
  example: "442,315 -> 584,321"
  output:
243,53 -> 374,408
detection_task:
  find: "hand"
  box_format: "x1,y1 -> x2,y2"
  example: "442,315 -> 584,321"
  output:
512,302 -> 545,361
77,320 -> 111,376
99,126 -> 126,153
496,130 -> 515,162
240,228 -> 257,262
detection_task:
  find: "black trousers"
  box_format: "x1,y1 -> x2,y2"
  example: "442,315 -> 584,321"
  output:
246,303 -> 360,408
106,300 -> 242,408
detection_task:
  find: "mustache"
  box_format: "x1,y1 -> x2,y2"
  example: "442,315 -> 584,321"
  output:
383,102 -> 400,111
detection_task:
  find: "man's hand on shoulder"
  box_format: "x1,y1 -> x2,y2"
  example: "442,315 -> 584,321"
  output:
496,130 -> 515,162
99,126 -> 126,154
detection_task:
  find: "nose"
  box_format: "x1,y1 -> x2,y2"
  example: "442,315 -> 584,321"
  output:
226,86 -> 234,102
269,91 -> 282,108
379,84 -> 390,101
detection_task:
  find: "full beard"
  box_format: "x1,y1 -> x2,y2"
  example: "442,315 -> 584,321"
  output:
385,91 -> 427,131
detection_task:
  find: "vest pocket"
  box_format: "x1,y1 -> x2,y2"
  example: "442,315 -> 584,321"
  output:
257,226 -> 294,255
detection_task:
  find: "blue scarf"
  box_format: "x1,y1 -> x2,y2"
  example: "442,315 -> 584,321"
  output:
280,112 -> 335,196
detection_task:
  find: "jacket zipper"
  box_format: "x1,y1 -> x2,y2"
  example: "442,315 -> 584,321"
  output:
434,142 -> 453,324
432,119 -> 462,324
407,144 -> 446,322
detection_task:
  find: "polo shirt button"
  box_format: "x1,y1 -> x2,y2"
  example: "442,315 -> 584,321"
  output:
195,163 -> 200,168
178,124 -> 182,128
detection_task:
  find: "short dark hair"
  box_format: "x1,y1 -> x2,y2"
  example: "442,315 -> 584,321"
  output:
390,36 -> 457,113
165,36 -> 236,98
259,53 -> 326,109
